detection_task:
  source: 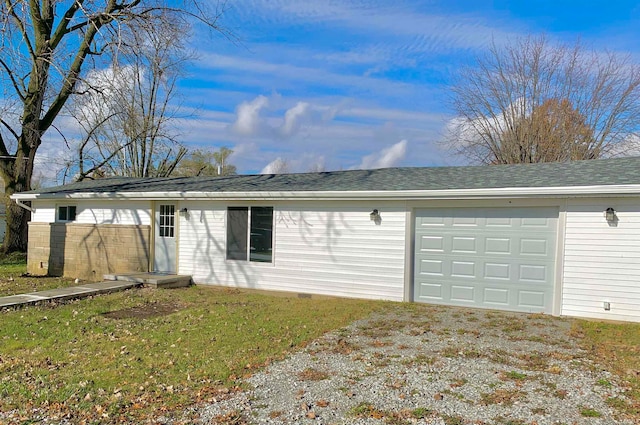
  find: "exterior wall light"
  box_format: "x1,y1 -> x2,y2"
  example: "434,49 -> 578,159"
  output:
605,207 -> 616,222
369,209 -> 381,225
179,207 -> 189,216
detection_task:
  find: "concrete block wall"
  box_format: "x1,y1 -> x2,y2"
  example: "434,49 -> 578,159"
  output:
28,222 -> 151,280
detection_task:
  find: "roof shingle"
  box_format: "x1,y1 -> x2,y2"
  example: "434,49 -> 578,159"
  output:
21,156 -> 640,196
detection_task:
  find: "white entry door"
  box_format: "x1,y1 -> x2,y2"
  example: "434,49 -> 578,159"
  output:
414,207 -> 558,313
154,204 -> 177,273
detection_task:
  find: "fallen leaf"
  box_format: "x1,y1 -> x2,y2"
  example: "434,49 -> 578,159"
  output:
316,399 -> 329,407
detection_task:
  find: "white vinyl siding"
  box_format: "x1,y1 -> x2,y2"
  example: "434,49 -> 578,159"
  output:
178,201 -> 406,301
31,200 -> 151,225
562,198 -> 640,322
31,201 -> 57,223
75,201 -> 151,225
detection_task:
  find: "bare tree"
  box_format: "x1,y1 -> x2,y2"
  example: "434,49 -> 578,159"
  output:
448,35 -> 640,165
67,19 -> 189,181
0,1 -> 229,252
173,147 -> 237,177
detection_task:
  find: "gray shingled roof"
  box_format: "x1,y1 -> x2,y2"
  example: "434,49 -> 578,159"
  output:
19,156 -> 640,197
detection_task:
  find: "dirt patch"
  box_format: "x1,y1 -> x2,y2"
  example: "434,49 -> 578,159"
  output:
102,301 -> 183,319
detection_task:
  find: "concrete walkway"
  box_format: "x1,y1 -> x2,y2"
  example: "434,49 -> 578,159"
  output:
0,280 -> 141,309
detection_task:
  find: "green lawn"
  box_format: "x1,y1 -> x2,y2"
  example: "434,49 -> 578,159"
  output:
0,253 -> 77,297
0,283 -> 386,423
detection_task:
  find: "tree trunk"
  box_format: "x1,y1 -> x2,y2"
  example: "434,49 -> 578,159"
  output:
2,140 -> 37,253
4,194 -> 30,253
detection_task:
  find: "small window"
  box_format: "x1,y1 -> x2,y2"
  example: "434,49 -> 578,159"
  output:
58,205 -> 76,222
226,206 -> 273,262
158,204 -> 175,238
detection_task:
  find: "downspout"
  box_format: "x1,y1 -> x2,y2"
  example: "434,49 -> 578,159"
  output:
14,198 -> 35,213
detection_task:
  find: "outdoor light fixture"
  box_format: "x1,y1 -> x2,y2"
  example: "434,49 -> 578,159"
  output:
370,209 -> 380,221
179,207 -> 189,216
605,207 -> 616,222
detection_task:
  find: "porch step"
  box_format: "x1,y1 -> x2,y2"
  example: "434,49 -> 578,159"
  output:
103,272 -> 192,289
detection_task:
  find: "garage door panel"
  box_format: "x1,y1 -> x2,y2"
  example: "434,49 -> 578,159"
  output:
518,291 -> 546,308
419,235 -> 444,251
485,238 -> 511,254
414,207 -> 557,313
451,236 -> 477,253
521,216 -> 553,228
484,262 -> 511,280
419,259 -> 443,276
452,216 -> 479,226
417,214 -> 445,226
450,285 -> 475,302
415,281 -> 443,300
483,287 -> 509,305
419,255 -> 553,285
519,264 -> 548,282
451,261 -> 476,278
418,233 -> 553,258
520,238 -> 549,256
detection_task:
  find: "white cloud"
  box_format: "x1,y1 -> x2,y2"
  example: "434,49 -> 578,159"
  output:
280,101 -> 312,137
356,139 -> 408,169
231,1 -> 518,54
259,153 -> 327,174
231,95 -> 270,136
229,95 -> 345,142
261,157 -> 289,174
608,134 -> 640,157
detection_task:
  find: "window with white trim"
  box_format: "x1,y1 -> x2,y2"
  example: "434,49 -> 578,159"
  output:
57,205 -> 77,222
158,204 -> 175,238
226,206 -> 273,262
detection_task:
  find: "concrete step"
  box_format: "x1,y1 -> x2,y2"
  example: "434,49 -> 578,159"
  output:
103,272 -> 192,289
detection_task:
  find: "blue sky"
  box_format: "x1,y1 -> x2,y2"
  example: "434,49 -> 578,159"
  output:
42,1 -> 640,177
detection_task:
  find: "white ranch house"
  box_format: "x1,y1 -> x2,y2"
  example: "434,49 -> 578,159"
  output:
12,157 -> 640,322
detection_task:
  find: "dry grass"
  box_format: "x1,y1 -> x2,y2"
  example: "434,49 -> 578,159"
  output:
577,319 -> 640,417
297,368 -> 330,381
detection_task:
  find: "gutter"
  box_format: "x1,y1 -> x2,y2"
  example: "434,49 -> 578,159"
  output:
14,198 -> 35,213
9,184 -> 640,202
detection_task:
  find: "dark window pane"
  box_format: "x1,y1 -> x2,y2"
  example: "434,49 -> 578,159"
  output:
68,206 -> 77,221
227,207 -> 248,260
58,206 -> 67,221
250,207 -> 273,262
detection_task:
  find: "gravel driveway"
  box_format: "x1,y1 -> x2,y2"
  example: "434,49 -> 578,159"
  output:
194,304 -> 633,425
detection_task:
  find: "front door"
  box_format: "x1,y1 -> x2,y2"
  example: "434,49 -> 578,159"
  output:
154,204 -> 177,273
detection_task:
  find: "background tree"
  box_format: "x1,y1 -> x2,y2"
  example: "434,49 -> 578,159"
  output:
0,1 -> 228,252
173,147 -> 237,177
498,98 -> 596,163
64,20 -> 189,182
448,35 -> 640,165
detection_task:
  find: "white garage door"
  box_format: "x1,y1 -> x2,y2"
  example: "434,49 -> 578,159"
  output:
414,207 -> 558,313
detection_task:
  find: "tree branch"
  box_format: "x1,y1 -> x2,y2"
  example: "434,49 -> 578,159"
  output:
4,0 -> 37,59
50,0 -> 85,49
0,58 -> 27,100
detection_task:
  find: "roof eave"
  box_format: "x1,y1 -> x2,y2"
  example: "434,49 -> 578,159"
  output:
10,184 -> 640,201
